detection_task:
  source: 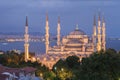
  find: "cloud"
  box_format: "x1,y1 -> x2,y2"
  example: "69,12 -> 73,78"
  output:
27,0 -> 68,8
66,1 -> 119,6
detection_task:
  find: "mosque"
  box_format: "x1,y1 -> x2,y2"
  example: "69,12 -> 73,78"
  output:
24,13 -> 106,69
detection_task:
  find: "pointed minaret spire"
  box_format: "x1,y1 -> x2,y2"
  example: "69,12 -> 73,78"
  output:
93,15 -> 96,26
93,15 -> 96,35
98,11 -> 101,27
92,15 -> 97,52
57,16 -> 61,46
45,13 -> 49,54
98,12 -> 101,21
58,16 -> 60,23
26,16 -> 28,26
102,15 -> 105,23
46,12 -> 48,21
101,15 -> 106,51
24,16 -> 29,62
97,12 -> 102,51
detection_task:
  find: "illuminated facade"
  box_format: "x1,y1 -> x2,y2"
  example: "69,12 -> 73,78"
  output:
38,13 -> 106,69
45,13 -> 50,54
24,16 -> 29,62
24,13 -> 106,69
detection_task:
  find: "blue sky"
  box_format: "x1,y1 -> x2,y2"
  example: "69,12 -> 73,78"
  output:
0,0 -> 120,37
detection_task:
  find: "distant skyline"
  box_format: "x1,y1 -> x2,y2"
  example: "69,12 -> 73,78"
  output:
0,0 -> 120,37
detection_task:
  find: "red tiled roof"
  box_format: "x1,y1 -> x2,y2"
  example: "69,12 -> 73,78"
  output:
0,65 -> 36,80
22,67 -> 36,74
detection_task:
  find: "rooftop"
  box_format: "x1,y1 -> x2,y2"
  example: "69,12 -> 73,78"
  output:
69,25 -> 86,35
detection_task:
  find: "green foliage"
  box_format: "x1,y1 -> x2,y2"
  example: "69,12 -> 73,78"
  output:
80,49 -> 120,80
57,68 -> 73,80
53,59 -> 68,71
105,48 -> 117,54
0,51 -> 50,79
1,49 -> 120,80
43,71 -> 56,80
52,49 -> 120,80
0,52 -> 21,67
66,55 -> 80,68
53,56 -> 80,80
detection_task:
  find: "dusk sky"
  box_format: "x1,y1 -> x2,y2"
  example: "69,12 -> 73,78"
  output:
0,0 -> 120,37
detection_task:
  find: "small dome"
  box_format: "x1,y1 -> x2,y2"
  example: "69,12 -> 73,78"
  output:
69,25 -> 85,35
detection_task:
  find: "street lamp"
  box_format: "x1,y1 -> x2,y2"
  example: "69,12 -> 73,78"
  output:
61,68 -> 64,71
54,67 -> 57,71
40,73 -> 43,80
54,66 -> 57,77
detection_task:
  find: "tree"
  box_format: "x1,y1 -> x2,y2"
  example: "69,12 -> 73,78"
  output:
80,49 -> 120,80
53,56 -> 80,80
53,59 -> 68,71
66,55 -> 80,68
43,71 -> 56,80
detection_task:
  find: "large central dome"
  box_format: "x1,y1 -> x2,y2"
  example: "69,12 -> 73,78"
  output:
69,25 -> 86,35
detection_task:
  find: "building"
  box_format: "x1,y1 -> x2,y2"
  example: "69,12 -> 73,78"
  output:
24,13 -> 106,69
0,65 -> 41,80
24,16 -> 29,62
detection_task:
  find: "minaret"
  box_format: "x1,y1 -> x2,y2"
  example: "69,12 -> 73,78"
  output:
24,16 -> 29,62
57,16 -> 61,46
101,16 -> 106,51
97,13 -> 102,51
45,13 -> 49,54
92,15 -> 97,52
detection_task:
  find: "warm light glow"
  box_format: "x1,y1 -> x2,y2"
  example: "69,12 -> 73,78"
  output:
32,57 -> 36,62
43,57 -> 47,61
40,73 -> 43,77
54,67 -> 57,70
61,68 -> 64,71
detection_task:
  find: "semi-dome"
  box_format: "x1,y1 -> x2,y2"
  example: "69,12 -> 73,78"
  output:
69,25 -> 86,35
